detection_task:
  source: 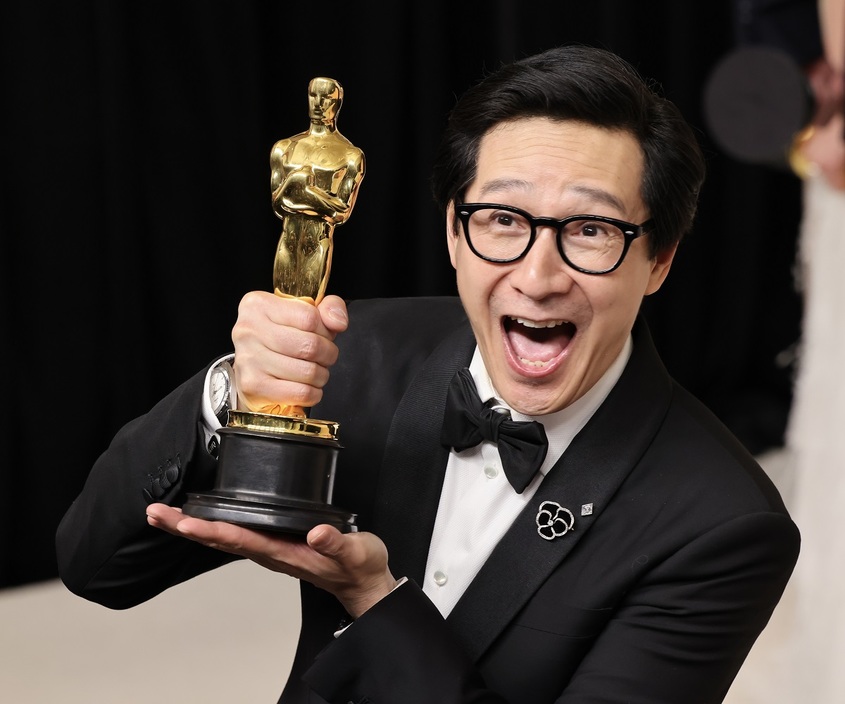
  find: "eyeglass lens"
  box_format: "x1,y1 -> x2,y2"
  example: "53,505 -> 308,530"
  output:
465,207 -> 628,271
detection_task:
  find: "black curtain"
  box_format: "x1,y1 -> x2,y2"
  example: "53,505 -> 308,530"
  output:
0,0 -> 802,587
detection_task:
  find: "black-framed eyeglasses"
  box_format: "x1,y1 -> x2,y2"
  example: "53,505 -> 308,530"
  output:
455,203 -> 653,275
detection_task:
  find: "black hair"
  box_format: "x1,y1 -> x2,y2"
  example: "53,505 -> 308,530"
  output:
430,45 -> 706,255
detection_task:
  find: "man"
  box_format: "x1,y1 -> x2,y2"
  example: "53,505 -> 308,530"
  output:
56,45 -> 799,703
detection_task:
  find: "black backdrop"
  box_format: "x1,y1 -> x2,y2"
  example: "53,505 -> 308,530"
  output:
0,1 -> 803,588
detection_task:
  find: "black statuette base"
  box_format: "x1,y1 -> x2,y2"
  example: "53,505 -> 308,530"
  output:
183,425 -> 357,535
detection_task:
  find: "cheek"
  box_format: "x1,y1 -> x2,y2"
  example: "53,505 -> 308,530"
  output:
456,264 -> 485,309
587,273 -> 649,320
455,262 -> 506,331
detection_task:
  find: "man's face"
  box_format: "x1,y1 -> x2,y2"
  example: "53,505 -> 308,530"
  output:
447,117 -> 675,416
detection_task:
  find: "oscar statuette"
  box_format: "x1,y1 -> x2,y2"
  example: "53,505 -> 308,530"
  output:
182,77 -> 364,534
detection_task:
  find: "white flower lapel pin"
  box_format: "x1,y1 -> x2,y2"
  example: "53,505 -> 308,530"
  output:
536,501 -> 575,541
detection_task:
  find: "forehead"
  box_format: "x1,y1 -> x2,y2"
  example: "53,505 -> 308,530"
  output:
471,118 -> 646,217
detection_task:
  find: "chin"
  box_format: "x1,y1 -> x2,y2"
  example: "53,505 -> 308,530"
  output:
497,373 -> 572,416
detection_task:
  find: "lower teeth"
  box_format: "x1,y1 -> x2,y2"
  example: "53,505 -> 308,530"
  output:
519,357 -> 551,368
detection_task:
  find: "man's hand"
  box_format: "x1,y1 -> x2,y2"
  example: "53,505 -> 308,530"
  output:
146,503 -> 398,618
231,292 -> 349,413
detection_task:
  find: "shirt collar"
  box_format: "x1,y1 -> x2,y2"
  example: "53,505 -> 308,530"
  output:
468,334 -> 633,477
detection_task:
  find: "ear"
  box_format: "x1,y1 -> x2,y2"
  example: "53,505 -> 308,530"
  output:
446,201 -> 460,270
644,243 -> 678,295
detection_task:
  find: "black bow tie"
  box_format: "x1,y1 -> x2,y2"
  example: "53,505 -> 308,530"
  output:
441,368 -> 549,494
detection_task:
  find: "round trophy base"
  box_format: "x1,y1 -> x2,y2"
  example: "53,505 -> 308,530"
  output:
182,420 -> 357,535
182,491 -> 357,534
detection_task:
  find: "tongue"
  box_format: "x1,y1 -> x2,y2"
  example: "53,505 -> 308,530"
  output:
507,321 -> 573,363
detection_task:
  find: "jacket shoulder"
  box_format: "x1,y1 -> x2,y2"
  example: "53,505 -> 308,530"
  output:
347,296 -> 466,336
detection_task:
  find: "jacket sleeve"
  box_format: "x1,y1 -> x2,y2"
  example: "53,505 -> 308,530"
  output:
303,580 -> 509,704
55,365 -> 236,610
302,510 -> 798,704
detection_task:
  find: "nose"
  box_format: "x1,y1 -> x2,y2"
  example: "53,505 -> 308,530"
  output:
508,227 -> 574,299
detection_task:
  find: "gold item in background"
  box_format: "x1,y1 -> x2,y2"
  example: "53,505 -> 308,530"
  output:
789,125 -> 818,180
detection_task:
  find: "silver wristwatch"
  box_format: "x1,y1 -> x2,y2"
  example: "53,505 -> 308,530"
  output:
209,359 -> 235,426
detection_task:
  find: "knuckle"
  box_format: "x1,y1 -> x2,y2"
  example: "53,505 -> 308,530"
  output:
238,290 -> 263,315
232,358 -> 259,392
298,359 -> 323,386
291,302 -> 322,333
297,334 -> 321,361
287,383 -> 321,407
324,344 -> 339,366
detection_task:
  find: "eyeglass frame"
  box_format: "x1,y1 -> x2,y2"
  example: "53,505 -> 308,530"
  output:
454,202 -> 654,275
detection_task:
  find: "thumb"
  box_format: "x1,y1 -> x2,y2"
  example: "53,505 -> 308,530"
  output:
317,295 -> 349,336
306,524 -> 345,558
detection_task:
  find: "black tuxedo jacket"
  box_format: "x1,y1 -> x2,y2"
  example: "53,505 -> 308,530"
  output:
56,297 -> 799,704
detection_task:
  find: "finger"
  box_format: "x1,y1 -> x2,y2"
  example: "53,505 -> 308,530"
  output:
167,512 -> 295,560
305,526 -> 384,575
265,295 -> 329,335
175,516 -> 255,552
317,295 -> 349,336
147,504 -> 326,580
232,293 -> 340,409
306,524 -> 346,559
145,503 -> 185,533
236,350 -> 331,407
236,293 -> 340,365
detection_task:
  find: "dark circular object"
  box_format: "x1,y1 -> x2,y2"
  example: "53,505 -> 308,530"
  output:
703,46 -> 814,166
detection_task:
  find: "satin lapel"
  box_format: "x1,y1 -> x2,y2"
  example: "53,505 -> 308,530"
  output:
371,323 -> 476,584
447,319 -> 674,662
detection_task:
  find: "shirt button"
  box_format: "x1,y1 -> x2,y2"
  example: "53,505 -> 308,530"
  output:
484,464 -> 499,479
433,570 -> 448,586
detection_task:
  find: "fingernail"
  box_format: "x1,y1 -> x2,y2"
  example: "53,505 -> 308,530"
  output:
329,305 -> 348,325
308,525 -> 329,547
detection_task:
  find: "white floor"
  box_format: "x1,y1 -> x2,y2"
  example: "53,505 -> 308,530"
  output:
722,448 -> 797,704
0,561 -> 300,703
0,450 -> 800,703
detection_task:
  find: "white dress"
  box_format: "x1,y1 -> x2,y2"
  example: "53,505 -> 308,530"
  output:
725,173 -> 845,703
785,172 -> 845,700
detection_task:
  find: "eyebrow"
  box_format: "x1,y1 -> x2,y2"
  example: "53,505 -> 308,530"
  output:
476,179 -> 628,214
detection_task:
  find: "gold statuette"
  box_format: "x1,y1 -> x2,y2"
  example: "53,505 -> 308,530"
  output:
183,78 -> 364,534
232,76 -> 365,432
271,77 -> 365,306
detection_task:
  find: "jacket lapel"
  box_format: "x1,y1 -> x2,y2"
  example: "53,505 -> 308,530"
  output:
446,318 -> 673,661
371,323 -> 476,584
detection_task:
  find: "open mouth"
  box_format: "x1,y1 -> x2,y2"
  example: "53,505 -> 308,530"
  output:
503,316 -> 576,370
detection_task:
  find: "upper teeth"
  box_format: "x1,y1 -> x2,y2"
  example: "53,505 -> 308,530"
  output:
510,317 -> 567,329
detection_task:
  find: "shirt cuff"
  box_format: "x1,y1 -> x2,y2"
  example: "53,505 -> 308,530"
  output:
332,576 -> 409,638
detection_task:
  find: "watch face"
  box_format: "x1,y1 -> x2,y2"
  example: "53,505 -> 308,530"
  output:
211,366 -> 230,413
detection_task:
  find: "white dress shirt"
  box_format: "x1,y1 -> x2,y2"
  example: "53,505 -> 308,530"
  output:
423,337 -> 632,617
